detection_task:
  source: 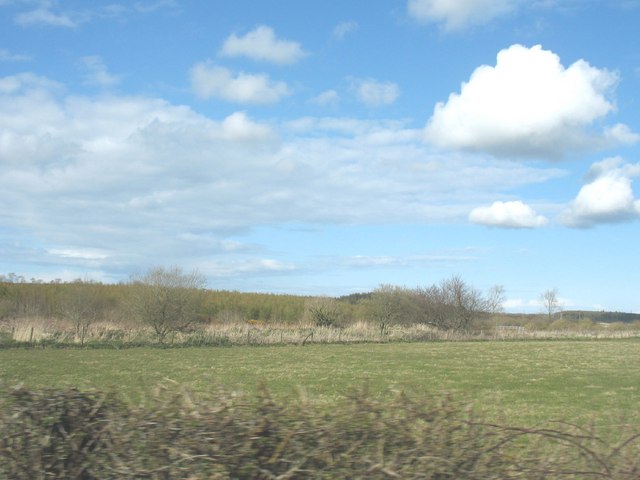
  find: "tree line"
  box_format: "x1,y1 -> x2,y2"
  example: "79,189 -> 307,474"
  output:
1,266 -> 580,344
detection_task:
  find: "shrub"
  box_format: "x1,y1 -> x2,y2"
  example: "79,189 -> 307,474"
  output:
0,386 -> 117,479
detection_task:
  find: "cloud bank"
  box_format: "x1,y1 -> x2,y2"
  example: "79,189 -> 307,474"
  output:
0,72 -> 563,277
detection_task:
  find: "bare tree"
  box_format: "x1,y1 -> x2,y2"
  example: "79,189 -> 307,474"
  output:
416,276 -> 485,331
443,275 -> 485,330
485,285 -> 506,317
368,285 -> 416,335
129,266 -> 206,343
541,288 -> 560,321
59,282 -> 109,345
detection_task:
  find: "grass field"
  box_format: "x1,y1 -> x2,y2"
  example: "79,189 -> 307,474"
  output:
2,339 -> 639,426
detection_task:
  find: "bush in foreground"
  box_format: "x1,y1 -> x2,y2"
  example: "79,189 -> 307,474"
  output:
1,384 -> 639,479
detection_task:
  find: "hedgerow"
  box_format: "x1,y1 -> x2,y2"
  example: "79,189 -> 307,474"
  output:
1,384 -> 639,479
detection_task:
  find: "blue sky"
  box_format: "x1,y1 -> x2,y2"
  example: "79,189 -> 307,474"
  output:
1,0 -> 640,312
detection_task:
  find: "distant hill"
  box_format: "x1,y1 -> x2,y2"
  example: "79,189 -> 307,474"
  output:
560,310 -> 640,324
498,310 -> 640,325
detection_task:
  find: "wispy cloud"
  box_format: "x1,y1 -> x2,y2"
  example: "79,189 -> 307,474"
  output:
11,1 -> 180,28
133,0 -> 180,14
310,90 -> 340,106
201,258 -> 297,278
80,56 -> 122,88
333,21 -> 358,40
342,252 -> 478,268
350,77 -> 400,107
15,4 -> 79,28
0,48 -> 31,62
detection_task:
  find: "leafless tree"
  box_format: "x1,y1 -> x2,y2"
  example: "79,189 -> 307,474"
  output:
368,285 -> 416,334
441,275 -> 485,330
485,285 -> 506,316
366,277 -> 487,332
414,276 -> 485,331
541,288 -> 560,321
129,266 -> 206,343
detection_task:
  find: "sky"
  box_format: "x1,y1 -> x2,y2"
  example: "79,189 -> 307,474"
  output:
1,0 -> 640,313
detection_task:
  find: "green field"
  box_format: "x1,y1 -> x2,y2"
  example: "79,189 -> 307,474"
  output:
2,339 -> 639,425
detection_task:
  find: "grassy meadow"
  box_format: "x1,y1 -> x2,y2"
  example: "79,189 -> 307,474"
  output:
2,339 -> 639,427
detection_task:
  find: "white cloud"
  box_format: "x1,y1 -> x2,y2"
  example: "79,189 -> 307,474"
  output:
333,21 -> 358,40
560,157 -> 640,228
189,63 -> 291,104
81,56 -> 122,88
310,89 -> 340,106
425,44 -> 623,158
0,73 -> 566,277
469,200 -> 548,228
220,25 -> 307,65
351,78 -> 400,107
408,0 -> 518,31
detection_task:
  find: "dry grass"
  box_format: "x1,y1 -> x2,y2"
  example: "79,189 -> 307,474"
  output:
2,316 -> 640,347
3,317 -> 72,343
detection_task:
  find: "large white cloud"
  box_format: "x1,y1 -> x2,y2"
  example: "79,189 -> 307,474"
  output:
560,157 -> 640,228
424,44 -> 630,158
0,72 -> 565,279
220,25 -> 307,65
469,200 -> 548,228
189,63 -> 291,104
408,0 -> 518,31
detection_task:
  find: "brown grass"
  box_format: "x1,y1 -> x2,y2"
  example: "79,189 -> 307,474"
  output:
2,315 -> 640,347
